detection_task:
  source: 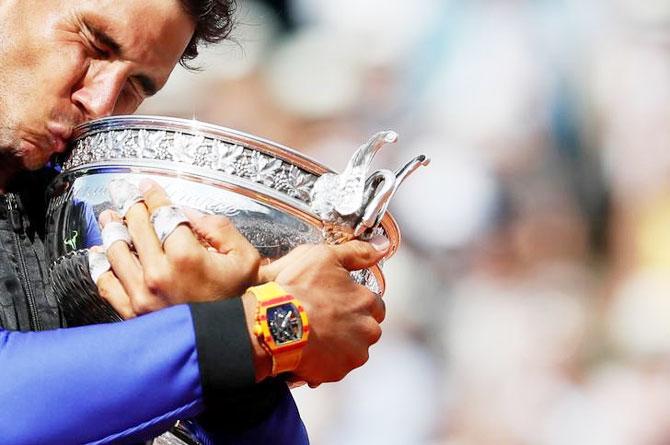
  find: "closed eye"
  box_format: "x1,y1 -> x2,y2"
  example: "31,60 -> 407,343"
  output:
90,42 -> 111,59
82,18 -> 121,57
81,16 -> 159,97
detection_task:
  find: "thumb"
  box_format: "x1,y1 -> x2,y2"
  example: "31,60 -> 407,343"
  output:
330,235 -> 390,271
183,208 -> 251,254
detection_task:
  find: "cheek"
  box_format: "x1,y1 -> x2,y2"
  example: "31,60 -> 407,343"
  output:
48,45 -> 90,96
7,45 -> 88,126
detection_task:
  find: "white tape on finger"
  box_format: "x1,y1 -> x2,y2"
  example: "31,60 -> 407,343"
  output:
150,205 -> 191,246
108,178 -> 144,217
102,221 -> 132,251
88,250 -> 111,284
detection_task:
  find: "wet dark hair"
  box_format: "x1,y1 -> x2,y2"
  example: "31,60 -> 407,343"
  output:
178,0 -> 237,68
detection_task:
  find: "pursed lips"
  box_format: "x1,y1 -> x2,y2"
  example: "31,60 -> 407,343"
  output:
46,121 -> 74,153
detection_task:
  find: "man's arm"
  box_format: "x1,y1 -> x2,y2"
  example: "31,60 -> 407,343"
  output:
0,300 -> 281,444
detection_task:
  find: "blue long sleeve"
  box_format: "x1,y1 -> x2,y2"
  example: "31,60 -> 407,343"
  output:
0,305 -> 203,444
0,301 -> 310,445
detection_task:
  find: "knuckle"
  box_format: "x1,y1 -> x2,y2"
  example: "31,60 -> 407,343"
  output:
169,247 -> 202,269
354,243 -> 375,263
115,304 -> 135,320
332,365 -> 350,382
371,294 -> 386,322
351,350 -> 369,369
143,268 -> 170,294
130,292 -> 161,315
95,271 -> 113,290
362,289 -> 377,309
334,372 -> 347,383
338,240 -> 371,262
351,288 -> 374,312
369,322 -> 382,344
99,295 -> 134,319
143,184 -> 162,201
125,202 -> 147,220
379,304 -> 387,323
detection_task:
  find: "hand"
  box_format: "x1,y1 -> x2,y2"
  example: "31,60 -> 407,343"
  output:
96,178 -> 261,317
251,235 -> 389,386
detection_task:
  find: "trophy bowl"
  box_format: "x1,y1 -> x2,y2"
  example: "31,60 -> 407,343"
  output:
45,115 -> 428,327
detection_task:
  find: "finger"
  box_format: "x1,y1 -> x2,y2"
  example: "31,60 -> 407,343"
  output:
107,178 -> 144,218
96,271 -> 136,319
104,229 -> 148,298
136,179 -> 201,256
370,293 -> 386,323
125,199 -> 165,263
329,235 -> 390,271
99,210 -> 132,251
88,246 -> 111,284
257,244 -> 314,282
183,209 -> 253,254
138,178 -> 173,213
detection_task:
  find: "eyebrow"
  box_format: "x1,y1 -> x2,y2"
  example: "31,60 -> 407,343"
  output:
82,18 -> 159,97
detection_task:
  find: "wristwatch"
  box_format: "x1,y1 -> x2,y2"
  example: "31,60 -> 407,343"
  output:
248,282 -> 310,376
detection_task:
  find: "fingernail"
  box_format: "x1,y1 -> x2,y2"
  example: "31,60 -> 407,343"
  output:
138,178 -> 157,194
370,234 -> 390,252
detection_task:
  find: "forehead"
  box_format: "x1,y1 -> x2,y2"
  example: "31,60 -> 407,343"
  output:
79,0 -> 195,78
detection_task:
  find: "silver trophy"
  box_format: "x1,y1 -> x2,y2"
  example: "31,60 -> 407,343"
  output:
44,115 -> 429,442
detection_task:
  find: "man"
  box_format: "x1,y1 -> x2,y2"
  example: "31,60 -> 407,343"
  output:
0,0 -> 388,443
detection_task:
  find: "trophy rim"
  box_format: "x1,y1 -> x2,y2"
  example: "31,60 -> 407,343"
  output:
73,115 -> 333,175
67,115 -> 401,257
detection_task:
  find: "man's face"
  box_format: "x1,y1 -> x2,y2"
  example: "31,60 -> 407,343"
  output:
0,0 -> 195,170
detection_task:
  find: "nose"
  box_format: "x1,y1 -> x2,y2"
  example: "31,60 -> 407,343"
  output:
71,61 -> 128,119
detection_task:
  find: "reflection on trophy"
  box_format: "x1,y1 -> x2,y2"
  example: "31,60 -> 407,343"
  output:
46,115 -> 429,325
44,115 -> 429,443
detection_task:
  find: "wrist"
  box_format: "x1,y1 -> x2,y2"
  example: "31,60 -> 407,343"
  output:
241,291 -> 272,382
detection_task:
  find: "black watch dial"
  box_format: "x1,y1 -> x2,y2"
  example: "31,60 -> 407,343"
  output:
267,302 -> 303,345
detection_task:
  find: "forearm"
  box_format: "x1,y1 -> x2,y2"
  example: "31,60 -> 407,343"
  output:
0,299 -> 263,445
0,304 -> 200,443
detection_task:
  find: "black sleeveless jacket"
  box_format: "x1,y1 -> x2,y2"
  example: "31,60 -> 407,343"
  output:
0,168 -> 63,331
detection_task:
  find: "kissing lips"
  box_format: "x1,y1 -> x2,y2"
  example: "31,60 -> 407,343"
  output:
46,122 -> 73,153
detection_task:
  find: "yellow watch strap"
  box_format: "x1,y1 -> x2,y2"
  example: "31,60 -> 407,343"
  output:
248,282 -> 309,376
248,282 -> 288,301
272,350 -> 303,376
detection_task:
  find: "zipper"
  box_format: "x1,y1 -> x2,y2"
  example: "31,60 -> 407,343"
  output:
7,193 -> 41,331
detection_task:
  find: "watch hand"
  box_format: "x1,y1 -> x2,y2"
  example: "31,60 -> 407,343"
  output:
281,311 -> 293,329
